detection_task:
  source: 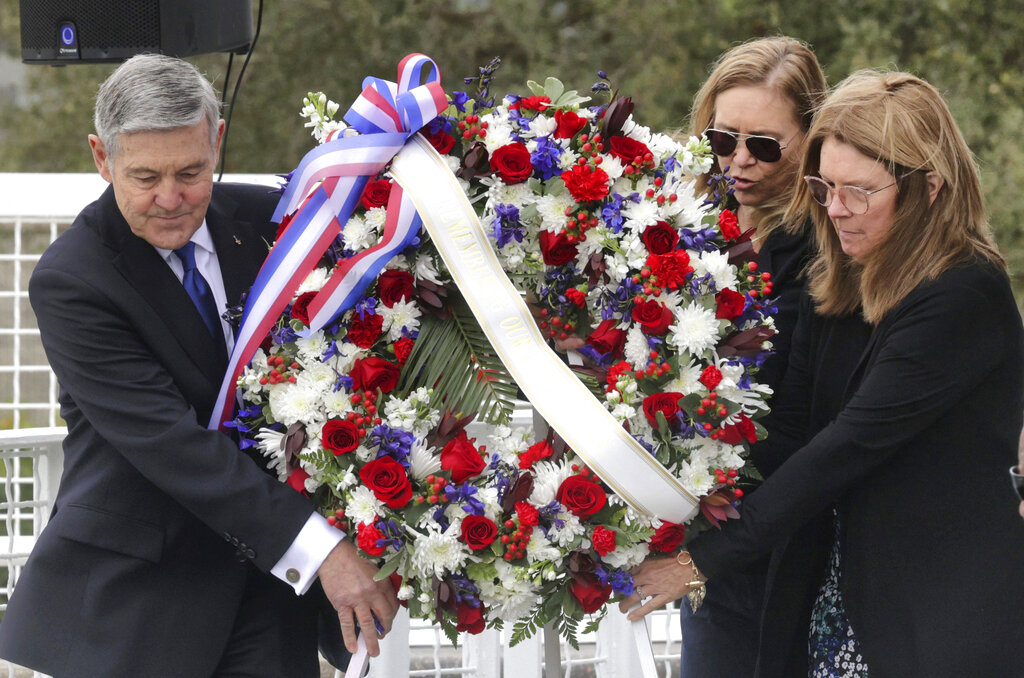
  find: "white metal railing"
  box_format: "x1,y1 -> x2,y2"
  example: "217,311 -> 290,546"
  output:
0,174 -> 684,677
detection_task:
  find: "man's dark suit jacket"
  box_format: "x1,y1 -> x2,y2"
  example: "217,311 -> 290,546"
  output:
0,183 -> 323,676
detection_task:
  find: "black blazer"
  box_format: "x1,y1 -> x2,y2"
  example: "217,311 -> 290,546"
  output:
690,257 -> 1024,678
0,184 -> 321,677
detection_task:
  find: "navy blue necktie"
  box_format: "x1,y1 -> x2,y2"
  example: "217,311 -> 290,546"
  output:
173,241 -> 226,354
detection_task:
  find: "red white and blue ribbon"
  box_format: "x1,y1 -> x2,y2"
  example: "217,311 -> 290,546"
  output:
208,54 -> 447,431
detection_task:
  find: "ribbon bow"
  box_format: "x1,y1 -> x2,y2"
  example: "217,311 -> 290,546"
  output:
209,54 -> 448,431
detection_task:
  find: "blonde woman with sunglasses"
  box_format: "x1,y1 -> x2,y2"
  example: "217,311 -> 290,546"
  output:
627,71 -> 1024,678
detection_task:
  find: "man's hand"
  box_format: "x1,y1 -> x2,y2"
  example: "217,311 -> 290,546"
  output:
318,540 -> 399,656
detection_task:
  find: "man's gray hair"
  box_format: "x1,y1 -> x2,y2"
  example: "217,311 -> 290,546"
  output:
94,53 -> 220,161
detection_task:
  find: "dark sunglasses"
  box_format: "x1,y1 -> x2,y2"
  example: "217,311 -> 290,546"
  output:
703,128 -> 789,163
1011,466 -> 1024,501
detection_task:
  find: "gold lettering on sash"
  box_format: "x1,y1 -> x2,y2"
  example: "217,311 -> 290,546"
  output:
499,316 -> 534,349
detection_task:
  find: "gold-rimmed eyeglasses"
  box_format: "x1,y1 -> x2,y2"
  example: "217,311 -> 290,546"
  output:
803,175 -> 897,215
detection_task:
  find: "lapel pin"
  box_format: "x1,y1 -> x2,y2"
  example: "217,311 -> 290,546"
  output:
233,235 -> 242,245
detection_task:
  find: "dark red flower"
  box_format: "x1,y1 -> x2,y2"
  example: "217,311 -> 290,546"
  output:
631,299 -> 674,336
515,501 -> 540,527
715,288 -> 746,319
460,515 -> 498,551
699,365 -> 723,390
350,356 -> 400,393
359,456 -> 413,508
648,521 -> 686,553
356,521 -> 386,556
647,250 -> 693,290
455,601 -> 486,634
585,319 -> 627,358
592,525 -> 617,557
286,467 -> 310,495
556,475 -> 607,518
423,127 -> 456,155
569,572 -> 612,614
561,164 -> 610,203
642,392 -> 684,427
440,431 -> 486,483
642,220 -> 680,255
538,230 -> 579,266
322,419 -> 360,455
291,292 -> 317,325
393,336 -> 415,366
719,413 -> 757,445
553,109 -> 588,139
718,209 -> 741,241
490,142 -> 533,184
347,312 -> 384,349
377,269 -> 415,307
361,179 -> 392,210
608,136 -> 651,165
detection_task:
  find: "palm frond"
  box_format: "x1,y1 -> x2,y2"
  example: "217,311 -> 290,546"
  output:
399,293 -> 519,425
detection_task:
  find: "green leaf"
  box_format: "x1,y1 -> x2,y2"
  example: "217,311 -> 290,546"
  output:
373,551 -> 406,581
543,77 -> 565,102
526,79 -> 546,96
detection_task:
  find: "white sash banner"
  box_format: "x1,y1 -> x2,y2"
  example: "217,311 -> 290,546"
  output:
389,134 -> 699,524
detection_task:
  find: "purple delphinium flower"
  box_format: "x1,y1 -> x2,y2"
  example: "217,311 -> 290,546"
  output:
451,91 -> 471,113
530,137 -> 564,181
445,482 -> 486,516
368,425 -> 415,467
492,204 -> 525,247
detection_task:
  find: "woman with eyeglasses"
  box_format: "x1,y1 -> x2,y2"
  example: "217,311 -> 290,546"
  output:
626,70 -> 1024,677
675,37 -> 829,678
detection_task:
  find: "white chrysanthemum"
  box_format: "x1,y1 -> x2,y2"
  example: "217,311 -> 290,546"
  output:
603,251 -> 630,284
364,207 -> 387,234
409,525 -> 470,579
322,388 -> 354,420
325,346 -> 361,380
255,427 -> 287,480
663,359 -> 704,395
496,242 -> 529,270
558,147 -> 581,170
296,267 -> 331,295
620,230 -> 648,270
342,214 -> 377,251
672,194 -> 714,230
481,113 -> 514,152
414,253 -> 444,285
600,153 -> 625,181
694,250 -> 739,292
478,561 -> 542,621
477,486 -> 503,522
347,485 -> 385,526
535,193 -> 576,233
379,298 -> 421,341
268,381 -> 323,426
621,198 -> 661,230
408,439 -> 442,481
624,325 -> 651,370
576,225 -> 607,261
525,530 -> 564,565
600,542 -> 649,570
383,395 -> 418,432
294,331 -> 329,362
679,460 -> 715,497
488,425 -> 532,465
528,458 -> 574,506
294,362 -> 336,398
486,180 -> 535,209
668,302 -> 721,356
647,132 -> 682,165
547,510 -> 587,548
524,115 -> 557,138
622,116 -> 652,144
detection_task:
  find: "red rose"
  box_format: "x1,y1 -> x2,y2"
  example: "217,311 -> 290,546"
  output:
585,319 -> 627,358
514,95 -> 551,111
361,179 -> 392,210
538,230 -> 579,267
715,288 -> 746,319
699,365 -> 723,390
350,356 -> 400,393
455,601 -> 486,634
460,514 -> 498,551
719,413 -> 757,445
642,220 -> 680,255
356,521 -> 386,556
347,312 -> 384,349
291,291 -> 317,325
592,525 -> 617,557
648,521 -> 686,553
556,475 -> 607,518
642,392 -> 684,427
274,212 -> 293,242
393,336 -> 415,366
718,208 -> 741,241
631,299 -> 674,336
378,269 -> 415,307
647,250 -> 693,290
561,163 -> 610,203
440,431 -> 486,483
423,127 -> 456,155
518,440 -> 553,469
608,136 -> 651,165
515,501 -> 540,527
553,109 -> 588,139
490,142 -> 533,184
286,467 -> 310,495
359,456 -> 413,508
322,419 -> 360,455
569,572 -> 612,614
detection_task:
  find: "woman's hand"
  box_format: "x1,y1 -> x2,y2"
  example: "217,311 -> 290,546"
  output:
618,554 -> 705,621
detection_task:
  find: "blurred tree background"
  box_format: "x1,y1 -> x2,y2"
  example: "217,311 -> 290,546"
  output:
0,0 -> 1021,304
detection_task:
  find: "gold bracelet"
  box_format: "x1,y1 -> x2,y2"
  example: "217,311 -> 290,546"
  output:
676,550 -> 707,612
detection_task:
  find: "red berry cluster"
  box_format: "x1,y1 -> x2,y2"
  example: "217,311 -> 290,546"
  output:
692,391 -> 733,440
570,463 -> 600,485
345,390 -> 382,437
562,207 -> 599,243
414,474 -> 451,505
457,114 -> 488,141
742,261 -> 774,307
537,307 -> 578,341
634,349 -> 672,380
622,150 -> 655,177
631,265 -> 664,299
713,468 -> 744,498
643,176 -> 678,206
326,508 -> 350,531
500,518 -> 533,561
259,354 -> 298,385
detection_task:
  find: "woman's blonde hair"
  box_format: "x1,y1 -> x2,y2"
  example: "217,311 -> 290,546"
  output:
788,70 -> 1004,323
688,36 -> 826,237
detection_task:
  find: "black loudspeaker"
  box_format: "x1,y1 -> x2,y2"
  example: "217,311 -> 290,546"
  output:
20,0 -> 253,65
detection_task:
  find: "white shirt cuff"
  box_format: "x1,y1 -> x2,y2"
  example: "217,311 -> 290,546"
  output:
270,512 -> 345,594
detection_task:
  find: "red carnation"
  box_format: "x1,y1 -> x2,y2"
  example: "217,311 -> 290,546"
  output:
554,109 -> 588,139
359,456 -> 413,508
718,209 -> 741,241
322,419 -> 360,455
393,336 -> 415,366
490,142 -> 533,184
642,220 -> 680,255
441,431 -> 486,483
647,250 -> 693,290
642,392 -> 684,427
356,521 -> 386,556
556,475 -> 607,518
460,515 -> 498,551
561,163 -> 610,203
586,319 -> 627,358
538,230 -> 579,267
592,525 -> 617,557
631,299 -> 674,336
291,292 -> 317,325
350,356 -> 400,393
361,179 -> 392,210
699,365 -> 723,390
715,288 -> 746,319
608,136 -> 651,165
515,501 -> 540,527
518,440 -> 553,469
514,95 -> 551,111
648,521 -> 686,553
347,312 -> 384,349
569,572 -> 612,614
565,288 -> 586,308
377,269 -> 415,307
